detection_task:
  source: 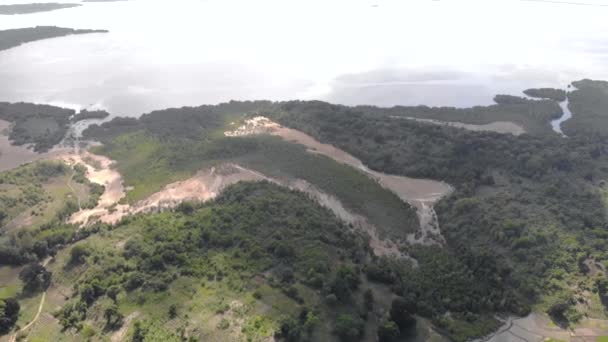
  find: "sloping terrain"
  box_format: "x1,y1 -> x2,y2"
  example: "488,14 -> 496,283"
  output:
17,182 -> 411,342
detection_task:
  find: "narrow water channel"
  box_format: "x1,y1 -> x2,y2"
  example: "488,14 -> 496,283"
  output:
550,88 -> 575,136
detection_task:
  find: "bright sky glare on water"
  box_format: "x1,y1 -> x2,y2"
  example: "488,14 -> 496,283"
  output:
0,0 -> 607,115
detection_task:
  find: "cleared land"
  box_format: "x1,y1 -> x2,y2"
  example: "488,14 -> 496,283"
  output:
393,117 -> 526,136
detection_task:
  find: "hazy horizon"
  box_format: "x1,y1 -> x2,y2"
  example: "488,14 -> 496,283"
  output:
1,0 -> 607,115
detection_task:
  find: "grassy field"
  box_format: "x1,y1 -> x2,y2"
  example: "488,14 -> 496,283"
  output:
0,161 -> 92,233
90,132 -> 196,204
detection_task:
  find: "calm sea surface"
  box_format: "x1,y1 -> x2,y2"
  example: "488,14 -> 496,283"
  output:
1,0 -> 608,116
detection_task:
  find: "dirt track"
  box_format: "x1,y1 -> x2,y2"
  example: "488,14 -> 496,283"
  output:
8,258 -> 51,342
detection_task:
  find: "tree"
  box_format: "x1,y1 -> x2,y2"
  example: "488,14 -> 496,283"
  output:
19,264 -> 51,294
107,285 -> 120,302
168,304 -> 177,319
176,201 -> 195,215
304,311 -> 320,333
390,297 -> 416,333
69,245 -> 90,265
0,298 -> 20,334
378,320 -> 400,342
331,266 -> 360,301
334,314 -> 364,341
364,289 -> 374,311
32,240 -> 49,259
276,317 -> 302,342
104,305 -> 123,330
547,296 -> 574,325
132,321 -> 146,342
597,277 -> 608,300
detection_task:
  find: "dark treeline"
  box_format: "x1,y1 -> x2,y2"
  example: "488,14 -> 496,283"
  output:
0,26 -> 108,52
523,88 -> 567,102
0,3 -> 80,15
355,94 -> 562,135
71,109 -> 110,123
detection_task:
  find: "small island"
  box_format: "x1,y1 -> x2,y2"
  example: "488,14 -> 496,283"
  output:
0,3 -> 81,15
0,102 -> 75,152
0,26 -> 108,52
523,88 -> 567,102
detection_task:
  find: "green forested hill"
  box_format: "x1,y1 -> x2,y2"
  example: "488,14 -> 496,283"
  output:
265,99 -> 608,328
2,80 -> 608,341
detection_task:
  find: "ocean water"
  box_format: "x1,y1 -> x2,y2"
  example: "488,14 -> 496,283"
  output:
0,0 -> 607,116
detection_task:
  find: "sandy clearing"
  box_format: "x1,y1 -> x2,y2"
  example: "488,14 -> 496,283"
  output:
392,116 -> 526,136
64,159 -> 270,226
226,116 -> 454,245
0,119 -> 68,172
130,164 -> 268,215
59,151 -> 127,225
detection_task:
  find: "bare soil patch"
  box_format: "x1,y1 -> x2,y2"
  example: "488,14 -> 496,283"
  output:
393,116 -> 526,136
60,151 -> 127,225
